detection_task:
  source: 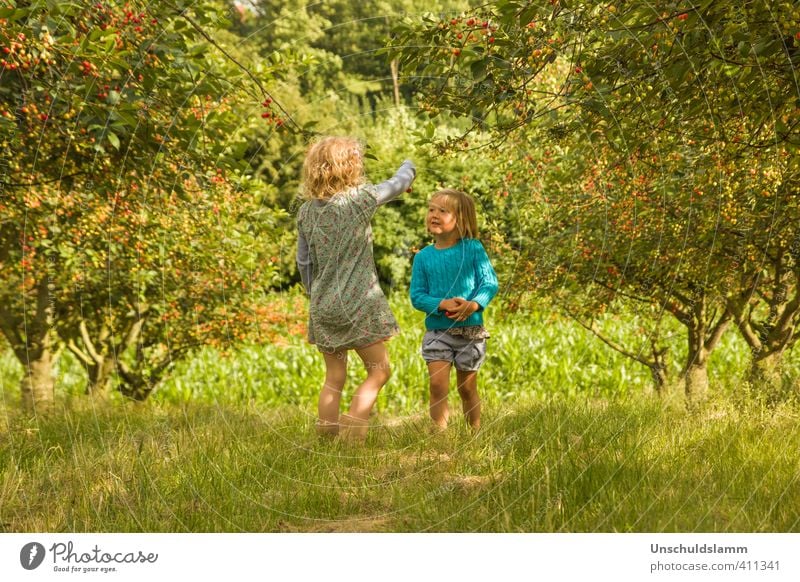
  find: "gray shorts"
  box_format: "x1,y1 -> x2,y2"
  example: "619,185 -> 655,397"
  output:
421,330 -> 487,372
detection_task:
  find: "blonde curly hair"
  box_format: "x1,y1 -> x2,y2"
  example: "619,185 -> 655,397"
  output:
301,136 -> 365,200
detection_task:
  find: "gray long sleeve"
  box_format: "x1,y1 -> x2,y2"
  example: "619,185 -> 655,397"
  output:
375,160 -> 416,206
296,231 -> 313,294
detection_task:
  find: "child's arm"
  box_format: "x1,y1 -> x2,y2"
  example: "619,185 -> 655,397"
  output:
296,232 -> 313,294
447,244 -> 498,320
410,252 -> 449,315
375,160 -> 416,206
469,240 -> 499,309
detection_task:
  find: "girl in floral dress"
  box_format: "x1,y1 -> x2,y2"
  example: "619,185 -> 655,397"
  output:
296,136 -> 415,443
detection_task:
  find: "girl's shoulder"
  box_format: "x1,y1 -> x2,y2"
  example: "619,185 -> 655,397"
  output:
414,243 -> 437,258
296,199 -> 311,220
352,183 -> 379,204
464,237 -> 488,252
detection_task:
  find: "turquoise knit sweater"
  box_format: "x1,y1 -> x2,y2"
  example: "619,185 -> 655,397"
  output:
410,238 -> 499,330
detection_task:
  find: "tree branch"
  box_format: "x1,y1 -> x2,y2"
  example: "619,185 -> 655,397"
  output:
704,310 -> 732,353
78,320 -> 103,365
772,280 -> 800,344
0,171 -> 87,189
726,295 -> 761,351
566,310 -> 655,368
121,317 -> 145,353
168,3 -> 304,136
66,339 -> 95,368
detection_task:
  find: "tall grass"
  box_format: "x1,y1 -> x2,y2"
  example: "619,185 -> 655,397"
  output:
2,295 -> 798,411
124,296 -> 800,408
1,398 -> 797,532
2,296 -> 799,532
3,295 -> 799,412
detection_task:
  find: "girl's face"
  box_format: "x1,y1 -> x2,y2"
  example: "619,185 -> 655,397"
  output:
427,197 -> 458,236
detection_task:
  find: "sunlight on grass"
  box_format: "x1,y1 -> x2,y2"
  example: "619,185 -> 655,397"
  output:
2,299 -> 799,532
1,397 -> 798,532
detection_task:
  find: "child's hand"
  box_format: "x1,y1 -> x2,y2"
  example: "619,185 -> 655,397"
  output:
438,298 -> 462,313
448,298 -> 479,321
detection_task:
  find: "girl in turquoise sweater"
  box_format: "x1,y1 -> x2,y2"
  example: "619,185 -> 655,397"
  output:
410,189 -> 499,431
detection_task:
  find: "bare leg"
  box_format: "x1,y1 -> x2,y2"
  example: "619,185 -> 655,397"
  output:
319,350 -> 347,426
428,361 -> 452,429
347,341 -> 391,420
456,369 -> 480,430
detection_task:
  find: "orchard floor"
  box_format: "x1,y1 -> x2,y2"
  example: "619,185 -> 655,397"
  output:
1,395 -> 798,532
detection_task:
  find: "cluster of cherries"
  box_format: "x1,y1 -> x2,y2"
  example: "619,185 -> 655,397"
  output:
260,97 -> 283,127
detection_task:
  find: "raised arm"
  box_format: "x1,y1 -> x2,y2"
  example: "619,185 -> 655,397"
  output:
296,231 -> 313,294
375,160 -> 416,206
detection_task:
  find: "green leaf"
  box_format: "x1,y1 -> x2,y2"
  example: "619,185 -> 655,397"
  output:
8,8 -> 29,21
107,132 -> 120,150
189,43 -> 210,57
471,59 -> 488,82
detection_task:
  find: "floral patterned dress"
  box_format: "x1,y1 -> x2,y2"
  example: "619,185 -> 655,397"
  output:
297,185 -> 399,352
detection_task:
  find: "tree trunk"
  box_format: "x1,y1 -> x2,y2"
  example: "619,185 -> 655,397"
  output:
748,351 -> 784,401
20,339 -> 56,414
670,293 -> 730,407
682,326 -> 710,405
650,361 -> 669,395
681,315 -> 711,406
116,367 -> 153,401
683,362 -> 709,405
86,354 -> 116,398
1,278 -> 58,414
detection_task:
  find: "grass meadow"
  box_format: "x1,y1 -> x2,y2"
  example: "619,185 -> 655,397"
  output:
1,297 -> 799,532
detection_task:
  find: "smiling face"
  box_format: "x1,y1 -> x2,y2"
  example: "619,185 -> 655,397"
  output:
427,195 -> 458,237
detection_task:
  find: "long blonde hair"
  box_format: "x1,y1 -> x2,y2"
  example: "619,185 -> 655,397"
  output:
301,136 -> 365,200
430,189 -> 479,239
